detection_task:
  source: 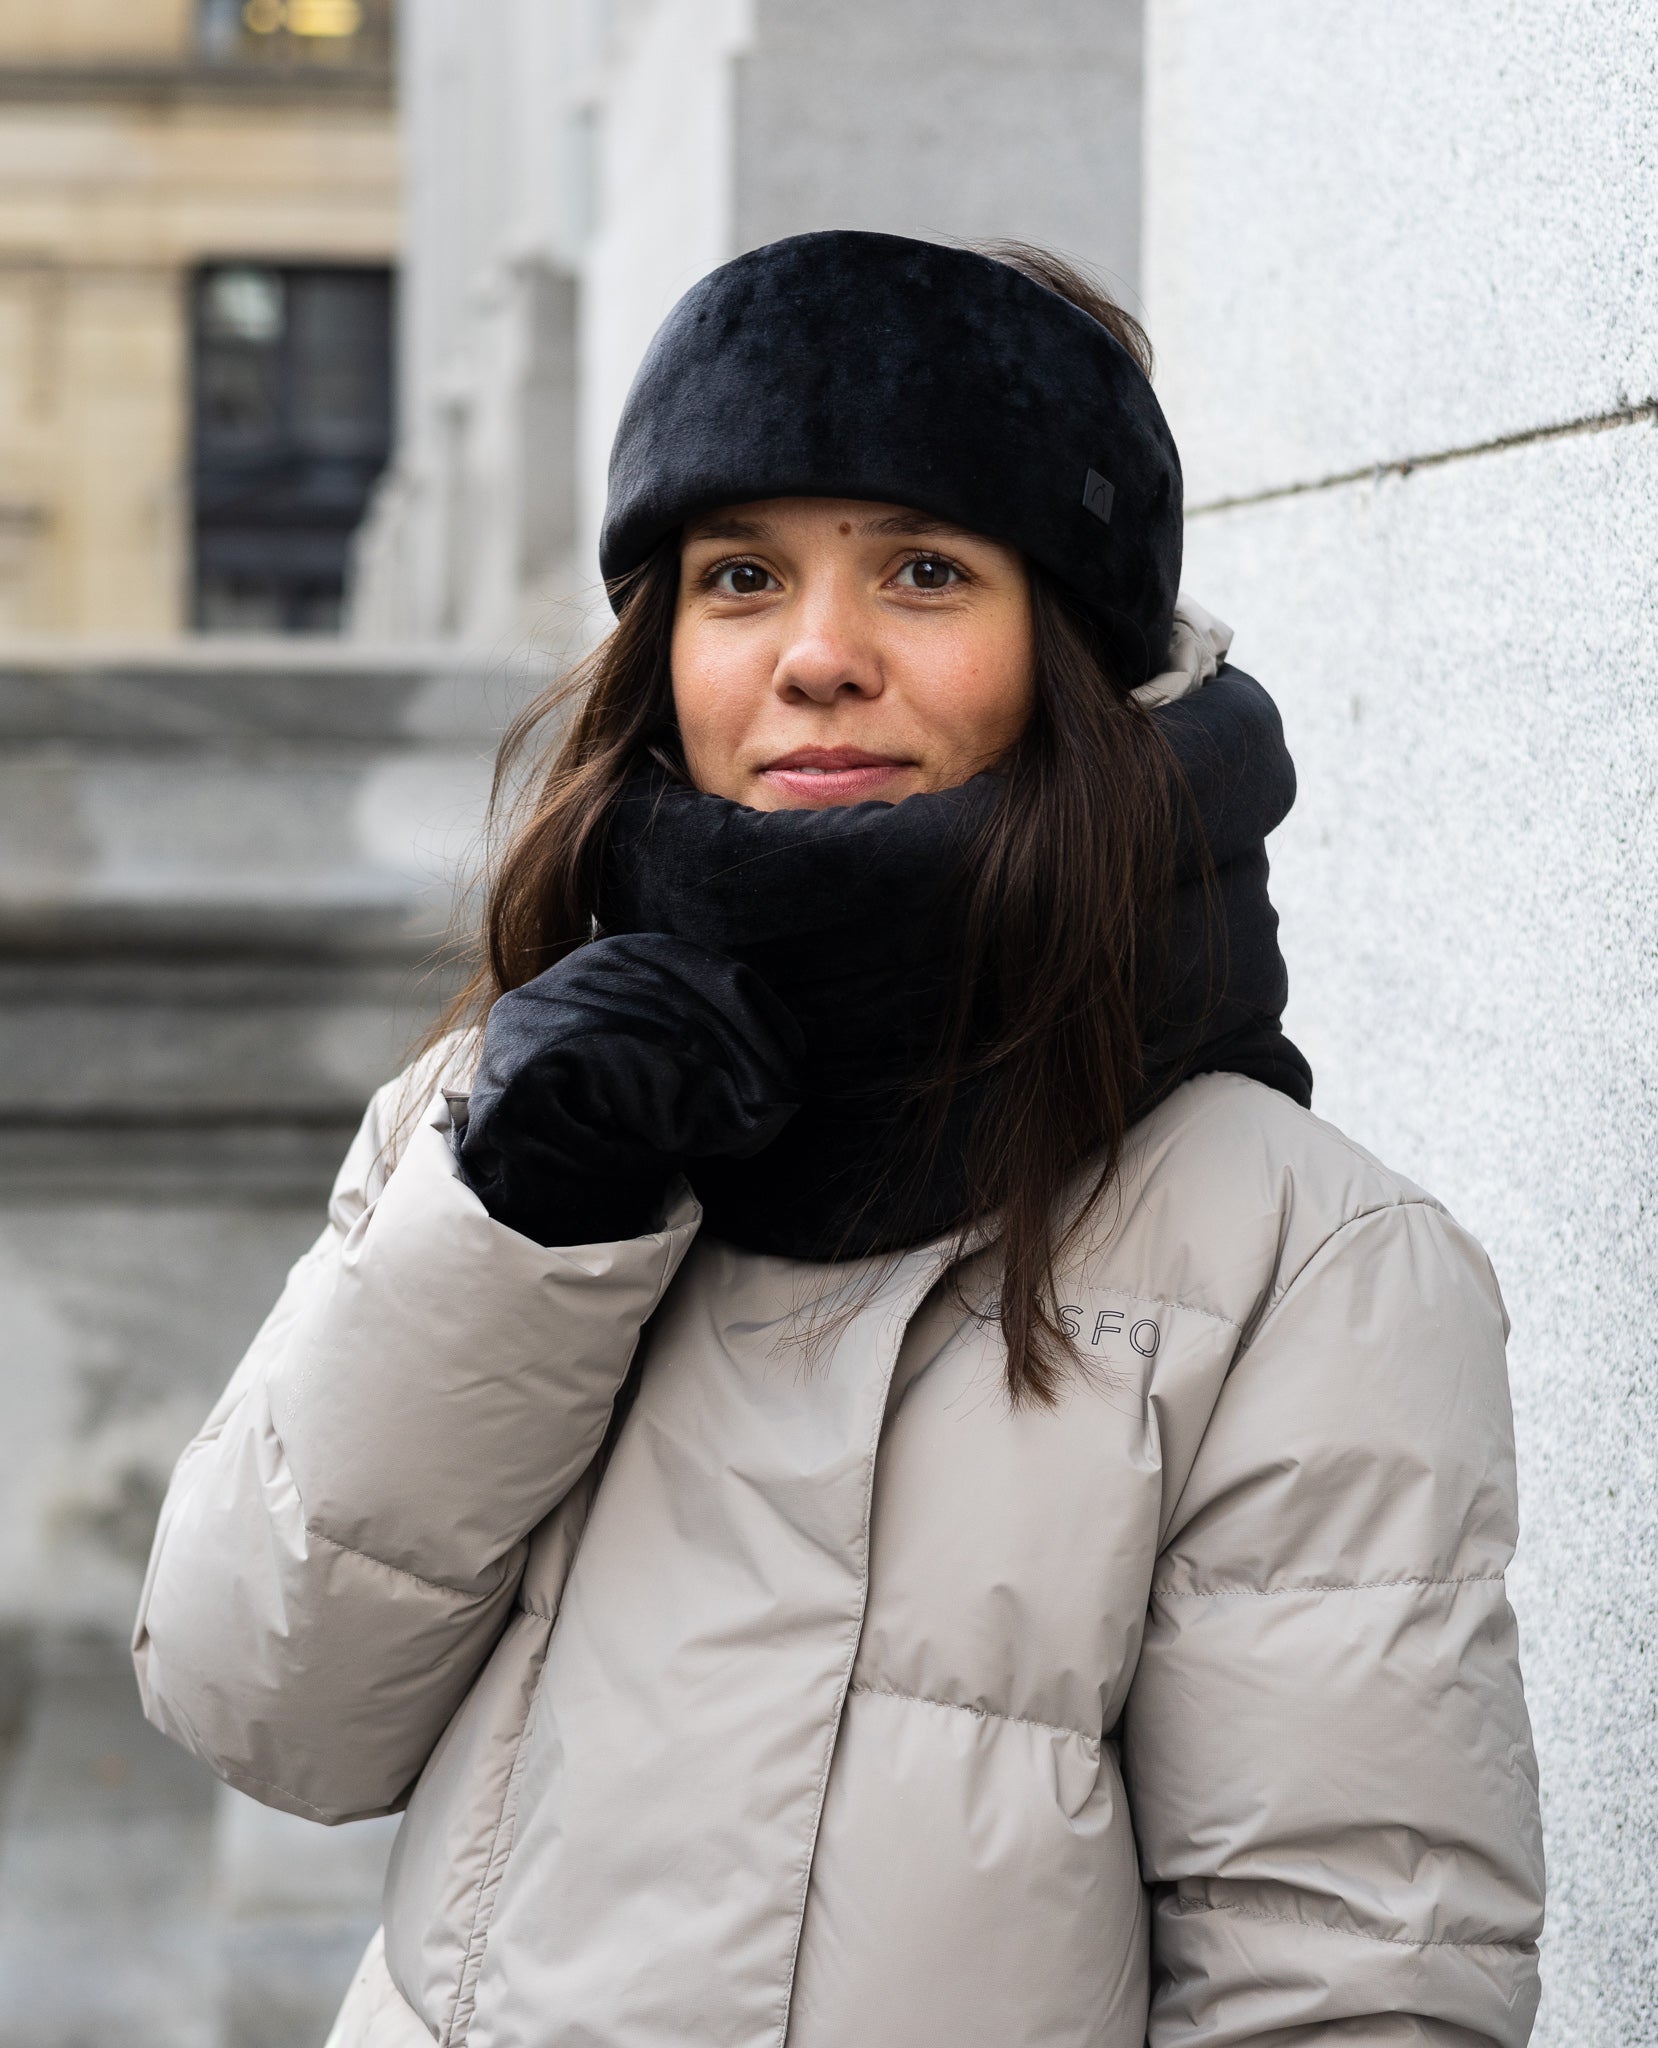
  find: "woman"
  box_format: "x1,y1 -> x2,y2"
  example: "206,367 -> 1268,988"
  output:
134,233 -> 1544,2047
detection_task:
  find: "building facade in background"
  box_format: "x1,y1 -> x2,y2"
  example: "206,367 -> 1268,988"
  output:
349,0 -> 1143,648
0,0 -> 398,636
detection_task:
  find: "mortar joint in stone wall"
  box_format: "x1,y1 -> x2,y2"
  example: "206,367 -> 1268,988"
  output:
1187,398 -> 1658,519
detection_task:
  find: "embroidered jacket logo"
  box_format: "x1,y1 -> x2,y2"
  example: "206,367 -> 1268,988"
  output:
1057,1304 -> 1162,1357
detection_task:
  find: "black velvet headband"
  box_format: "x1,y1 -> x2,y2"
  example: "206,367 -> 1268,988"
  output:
600,229 -> 1184,685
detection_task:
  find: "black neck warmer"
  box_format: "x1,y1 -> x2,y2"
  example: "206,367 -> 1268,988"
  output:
598,666 -> 1311,1261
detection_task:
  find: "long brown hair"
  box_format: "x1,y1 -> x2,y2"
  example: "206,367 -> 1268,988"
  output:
422,246 -> 1189,1406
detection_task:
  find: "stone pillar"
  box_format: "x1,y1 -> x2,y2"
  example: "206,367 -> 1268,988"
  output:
1145,4 -> 1658,2037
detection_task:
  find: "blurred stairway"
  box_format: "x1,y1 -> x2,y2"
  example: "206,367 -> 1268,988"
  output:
0,638 -> 530,2046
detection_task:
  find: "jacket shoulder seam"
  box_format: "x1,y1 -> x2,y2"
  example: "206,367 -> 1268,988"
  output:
1170,1895 -> 1538,1955
1172,1075 -> 1441,1198
1072,1205 -> 1446,1345
1150,1571 -> 1506,1600
849,1680 -> 1101,1749
1101,1289 -> 1239,1333
1250,1195 -> 1452,1333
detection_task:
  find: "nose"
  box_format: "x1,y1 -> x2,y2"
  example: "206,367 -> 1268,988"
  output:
772,584 -> 883,706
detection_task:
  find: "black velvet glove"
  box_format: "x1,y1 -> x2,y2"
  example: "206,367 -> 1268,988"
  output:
454,933 -> 805,1247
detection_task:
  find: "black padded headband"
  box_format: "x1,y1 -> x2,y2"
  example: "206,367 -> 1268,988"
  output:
600,230 -> 1183,685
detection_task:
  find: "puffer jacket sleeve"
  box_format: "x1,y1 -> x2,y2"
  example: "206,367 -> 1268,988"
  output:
132,1061 -> 699,1825
1122,1196 -> 1545,2047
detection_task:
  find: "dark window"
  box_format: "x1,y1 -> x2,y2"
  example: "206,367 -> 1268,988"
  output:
191,264 -> 394,634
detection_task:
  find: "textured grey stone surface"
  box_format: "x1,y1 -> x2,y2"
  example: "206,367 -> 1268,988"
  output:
1177,418 -> 1658,2045
1146,0 -> 1658,503
1149,6 -> 1658,2028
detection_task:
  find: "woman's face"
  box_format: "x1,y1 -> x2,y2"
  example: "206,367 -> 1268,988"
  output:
672,497 -> 1036,810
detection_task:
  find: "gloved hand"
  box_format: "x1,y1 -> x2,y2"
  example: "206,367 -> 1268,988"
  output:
454,932 -> 804,1246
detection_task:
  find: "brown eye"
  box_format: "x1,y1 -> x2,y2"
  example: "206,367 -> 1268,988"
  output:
715,562 -> 773,596
899,555 -> 960,591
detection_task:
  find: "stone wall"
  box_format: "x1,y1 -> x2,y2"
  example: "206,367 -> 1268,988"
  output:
1144,4 -> 1658,2037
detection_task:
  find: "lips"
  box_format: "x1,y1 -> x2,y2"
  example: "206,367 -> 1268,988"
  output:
763,747 -> 908,772
758,745 -> 916,807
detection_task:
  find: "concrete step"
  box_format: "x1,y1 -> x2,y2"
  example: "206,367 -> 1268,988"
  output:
0,641 -> 544,1636
0,959 -> 441,1125
0,643 -> 513,965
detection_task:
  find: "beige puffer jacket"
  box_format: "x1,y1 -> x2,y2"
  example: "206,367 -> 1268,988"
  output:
134,1059 -> 1545,2048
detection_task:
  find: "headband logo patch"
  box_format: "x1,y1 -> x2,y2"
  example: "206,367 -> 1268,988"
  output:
1082,469 -> 1116,525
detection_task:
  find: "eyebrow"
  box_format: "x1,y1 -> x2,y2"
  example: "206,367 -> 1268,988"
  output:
859,510 -> 983,541
682,508 -> 985,545
683,515 -> 770,543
